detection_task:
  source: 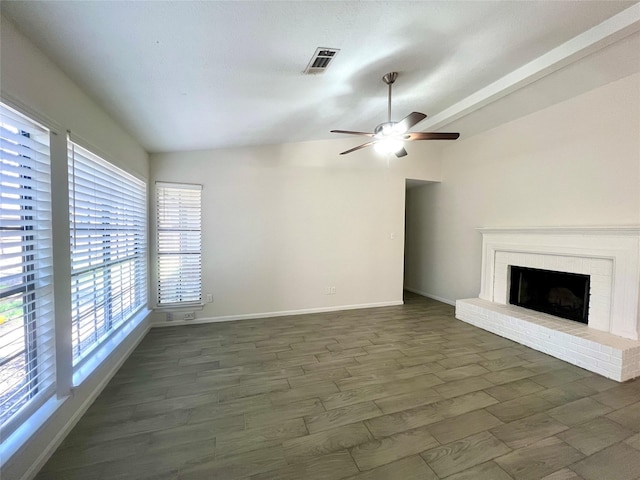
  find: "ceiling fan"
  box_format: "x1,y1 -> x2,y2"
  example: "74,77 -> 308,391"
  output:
331,72 -> 459,157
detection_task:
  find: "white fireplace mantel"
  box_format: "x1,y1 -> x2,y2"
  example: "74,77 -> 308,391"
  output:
456,226 -> 640,381
478,226 -> 640,339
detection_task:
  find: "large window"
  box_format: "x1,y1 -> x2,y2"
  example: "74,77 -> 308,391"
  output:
0,104 -> 54,435
68,141 -> 147,363
156,182 -> 202,306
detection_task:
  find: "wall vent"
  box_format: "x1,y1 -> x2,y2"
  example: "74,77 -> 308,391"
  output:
304,48 -> 340,74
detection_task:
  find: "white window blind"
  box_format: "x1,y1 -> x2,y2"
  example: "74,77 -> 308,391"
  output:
0,103 -> 55,436
156,182 -> 202,306
68,141 -> 147,364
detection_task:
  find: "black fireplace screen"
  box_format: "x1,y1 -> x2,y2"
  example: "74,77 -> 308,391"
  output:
509,266 -> 590,324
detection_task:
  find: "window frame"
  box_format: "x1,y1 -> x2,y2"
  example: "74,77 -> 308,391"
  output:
155,182 -> 202,307
68,139 -> 147,368
0,103 -> 55,439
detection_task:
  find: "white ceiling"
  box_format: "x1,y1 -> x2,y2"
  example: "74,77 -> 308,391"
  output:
2,1 -> 639,154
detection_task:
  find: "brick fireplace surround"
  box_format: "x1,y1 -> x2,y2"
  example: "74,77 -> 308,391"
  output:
456,227 -> 640,381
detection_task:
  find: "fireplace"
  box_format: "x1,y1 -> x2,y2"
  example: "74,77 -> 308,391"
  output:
509,266 -> 590,324
455,226 -> 640,381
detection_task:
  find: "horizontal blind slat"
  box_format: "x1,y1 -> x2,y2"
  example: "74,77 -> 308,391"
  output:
0,102 -> 55,434
68,140 -> 147,364
156,184 -> 202,306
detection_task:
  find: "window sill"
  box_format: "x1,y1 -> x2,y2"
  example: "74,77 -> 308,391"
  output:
154,303 -> 204,311
0,394 -> 68,469
73,307 -> 150,387
1,308 -> 151,474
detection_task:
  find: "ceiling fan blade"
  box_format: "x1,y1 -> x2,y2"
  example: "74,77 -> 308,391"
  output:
406,132 -> 460,141
339,141 -> 377,155
395,147 -> 408,158
393,112 -> 427,133
331,130 -> 375,137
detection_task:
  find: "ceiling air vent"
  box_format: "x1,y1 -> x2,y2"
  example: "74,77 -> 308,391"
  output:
304,47 -> 340,74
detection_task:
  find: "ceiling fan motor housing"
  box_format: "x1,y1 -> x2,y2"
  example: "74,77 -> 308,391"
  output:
374,122 -> 397,136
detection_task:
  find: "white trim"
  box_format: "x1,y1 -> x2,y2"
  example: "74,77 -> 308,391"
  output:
478,227 -> 640,340
155,181 -> 202,190
73,308 -> 151,386
151,301 -> 404,327
154,303 -> 204,311
14,316 -> 151,480
403,287 -> 456,306
477,225 -> 640,235
1,396 -> 67,473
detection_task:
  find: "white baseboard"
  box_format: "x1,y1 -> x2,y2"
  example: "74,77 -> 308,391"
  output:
20,319 -> 151,480
403,287 -> 456,306
152,300 -> 404,327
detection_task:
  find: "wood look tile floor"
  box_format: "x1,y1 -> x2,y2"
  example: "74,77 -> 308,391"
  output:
36,293 -> 640,480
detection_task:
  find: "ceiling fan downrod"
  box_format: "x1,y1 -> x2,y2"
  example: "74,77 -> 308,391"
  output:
382,72 -> 398,124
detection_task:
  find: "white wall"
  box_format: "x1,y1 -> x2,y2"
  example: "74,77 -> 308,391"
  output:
150,139 -> 442,323
0,16 -> 148,179
1,16 -> 150,480
405,72 -> 640,304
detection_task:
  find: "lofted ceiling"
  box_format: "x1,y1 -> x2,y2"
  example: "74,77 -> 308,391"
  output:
1,1 -> 639,154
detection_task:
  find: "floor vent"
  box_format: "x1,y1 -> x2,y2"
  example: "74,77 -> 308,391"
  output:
304,48 -> 340,74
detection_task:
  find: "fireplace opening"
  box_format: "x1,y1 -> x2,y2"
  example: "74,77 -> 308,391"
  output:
509,266 -> 590,324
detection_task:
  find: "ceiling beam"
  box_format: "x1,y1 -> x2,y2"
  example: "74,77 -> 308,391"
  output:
420,3 -> 640,131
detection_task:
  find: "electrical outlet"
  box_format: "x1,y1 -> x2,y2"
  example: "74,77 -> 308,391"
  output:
166,312 -> 174,322
183,312 -> 195,321
324,287 -> 330,295
330,286 -> 336,294
206,294 -> 213,303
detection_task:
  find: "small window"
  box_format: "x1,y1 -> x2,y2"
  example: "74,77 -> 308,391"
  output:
0,103 -> 55,436
68,141 -> 147,364
156,182 -> 202,306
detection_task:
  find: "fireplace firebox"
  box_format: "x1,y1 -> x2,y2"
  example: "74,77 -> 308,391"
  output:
509,266 -> 590,324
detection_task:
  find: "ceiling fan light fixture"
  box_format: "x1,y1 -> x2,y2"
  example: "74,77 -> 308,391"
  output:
330,72 -> 459,156
374,122 -> 395,137
374,137 -> 404,155
392,123 -> 408,134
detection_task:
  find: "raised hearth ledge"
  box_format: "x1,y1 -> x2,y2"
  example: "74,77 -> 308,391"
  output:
456,298 -> 640,381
